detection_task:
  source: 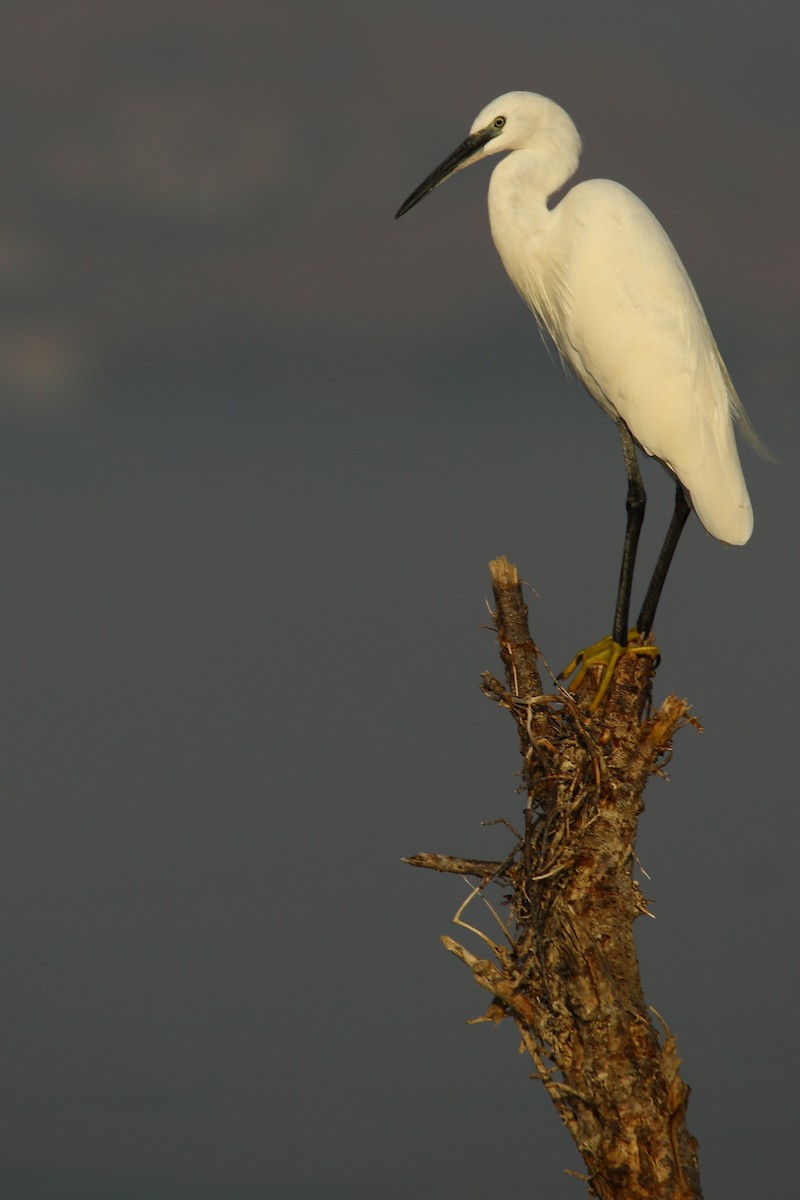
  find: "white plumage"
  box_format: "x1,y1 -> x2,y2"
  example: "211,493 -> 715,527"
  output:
396,90 -> 754,652
474,92 -> 751,544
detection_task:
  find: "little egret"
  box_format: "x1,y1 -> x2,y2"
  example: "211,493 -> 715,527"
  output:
396,91 -> 754,703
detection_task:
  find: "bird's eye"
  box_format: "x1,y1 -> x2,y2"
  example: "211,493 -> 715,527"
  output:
493,116 -> 506,129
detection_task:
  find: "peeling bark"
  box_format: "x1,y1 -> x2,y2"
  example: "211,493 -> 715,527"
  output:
405,556 -> 702,1199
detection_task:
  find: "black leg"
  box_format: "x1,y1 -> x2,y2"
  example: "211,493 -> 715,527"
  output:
613,422 -> 646,645
636,482 -> 692,635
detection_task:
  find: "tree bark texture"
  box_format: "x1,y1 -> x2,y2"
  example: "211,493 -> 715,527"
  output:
406,556 -> 702,1199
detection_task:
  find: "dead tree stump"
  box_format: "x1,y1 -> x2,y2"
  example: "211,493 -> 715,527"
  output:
406,555 -> 702,1200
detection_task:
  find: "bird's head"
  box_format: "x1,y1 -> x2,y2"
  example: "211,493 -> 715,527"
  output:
395,91 -> 581,218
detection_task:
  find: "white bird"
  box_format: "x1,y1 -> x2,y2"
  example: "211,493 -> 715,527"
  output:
396,91 -> 755,700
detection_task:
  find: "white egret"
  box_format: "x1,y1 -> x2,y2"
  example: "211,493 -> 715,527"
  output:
396,91 -> 755,703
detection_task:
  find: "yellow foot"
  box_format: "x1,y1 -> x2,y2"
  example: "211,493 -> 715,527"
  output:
559,631 -> 660,712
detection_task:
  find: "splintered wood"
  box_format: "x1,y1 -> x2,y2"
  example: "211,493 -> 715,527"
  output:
406,556 -> 702,1200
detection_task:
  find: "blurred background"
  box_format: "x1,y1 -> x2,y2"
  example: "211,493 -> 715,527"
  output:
0,2 -> 797,1197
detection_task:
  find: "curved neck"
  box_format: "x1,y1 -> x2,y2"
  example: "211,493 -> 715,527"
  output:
491,127 -> 579,206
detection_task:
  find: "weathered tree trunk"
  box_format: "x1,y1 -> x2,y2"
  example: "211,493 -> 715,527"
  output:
406,556 -> 702,1199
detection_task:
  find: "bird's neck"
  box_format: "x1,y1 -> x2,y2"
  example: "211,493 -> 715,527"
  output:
486,147 -> 580,342
488,151 -> 565,286
489,142 -> 576,220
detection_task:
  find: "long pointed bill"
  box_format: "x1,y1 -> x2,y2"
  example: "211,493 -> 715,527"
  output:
395,127 -> 495,218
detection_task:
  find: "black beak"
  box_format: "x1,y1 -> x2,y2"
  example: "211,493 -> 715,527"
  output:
395,127 -> 495,218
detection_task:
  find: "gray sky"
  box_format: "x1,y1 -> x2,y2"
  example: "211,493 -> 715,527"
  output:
0,2 -> 798,1197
